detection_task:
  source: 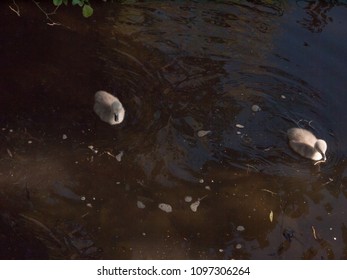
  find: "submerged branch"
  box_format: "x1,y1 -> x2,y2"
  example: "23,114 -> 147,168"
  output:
9,0 -> 20,16
32,0 -> 61,26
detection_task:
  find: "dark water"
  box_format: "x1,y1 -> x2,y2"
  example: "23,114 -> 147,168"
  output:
1,0 -> 347,259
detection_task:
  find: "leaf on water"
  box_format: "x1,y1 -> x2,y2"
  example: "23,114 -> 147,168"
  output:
197,130 -> 211,137
158,203 -> 172,213
53,0 -> 63,6
72,0 -> 82,6
269,210 -> 273,222
190,200 -> 200,212
82,4 -> 93,18
184,196 -> 192,203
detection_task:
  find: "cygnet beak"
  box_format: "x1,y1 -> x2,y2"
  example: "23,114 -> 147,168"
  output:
322,154 -> 326,161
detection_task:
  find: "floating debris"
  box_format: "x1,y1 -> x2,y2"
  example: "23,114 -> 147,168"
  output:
197,130 -> 211,137
269,210 -> 273,222
237,225 -> 245,232
219,249 -> 224,252
116,151 -> 124,162
28,140 -> 32,144
190,200 -> 200,212
235,244 -> 242,249
6,148 -> 13,158
62,134 -> 67,140
311,225 -> 318,240
190,195 -> 208,213
281,95 -> 286,99
236,131 -> 241,135
184,196 -> 192,203
205,186 -> 211,191
251,104 -> 261,112
158,203 -> 172,213
137,201 -> 146,209
86,203 -> 92,208
235,124 -> 245,129
80,196 -> 86,201
88,145 -> 98,154
199,178 -> 204,184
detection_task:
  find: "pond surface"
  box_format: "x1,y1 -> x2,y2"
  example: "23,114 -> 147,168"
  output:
1,0 -> 347,259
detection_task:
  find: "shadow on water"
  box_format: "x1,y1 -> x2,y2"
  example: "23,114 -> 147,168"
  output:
1,0 -> 347,259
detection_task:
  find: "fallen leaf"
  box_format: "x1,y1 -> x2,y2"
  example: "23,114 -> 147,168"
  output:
269,210 -> 273,222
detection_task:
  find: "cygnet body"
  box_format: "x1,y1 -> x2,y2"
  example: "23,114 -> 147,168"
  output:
287,128 -> 327,161
93,90 -> 125,125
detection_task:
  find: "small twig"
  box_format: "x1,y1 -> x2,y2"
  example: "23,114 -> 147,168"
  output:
32,0 -> 61,26
321,178 -> 334,186
99,151 -> 117,159
19,214 -> 62,246
311,225 -> 320,240
246,164 -> 259,173
261,189 -> 277,196
6,148 -> 13,158
9,0 -> 20,16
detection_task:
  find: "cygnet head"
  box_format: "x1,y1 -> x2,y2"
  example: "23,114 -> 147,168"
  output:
111,101 -> 125,124
314,139 -> 327,161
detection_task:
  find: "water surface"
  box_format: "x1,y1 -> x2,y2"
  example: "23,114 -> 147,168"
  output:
1,0 -> 347,259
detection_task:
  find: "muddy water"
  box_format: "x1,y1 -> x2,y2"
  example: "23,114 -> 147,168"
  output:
1,1 -> 347,259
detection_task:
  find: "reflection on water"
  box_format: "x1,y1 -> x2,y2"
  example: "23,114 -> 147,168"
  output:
1,1 -> 347,259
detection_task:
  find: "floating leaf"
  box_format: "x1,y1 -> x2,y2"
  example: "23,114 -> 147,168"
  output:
158,203 -> 172,213
184,196 -> 192,203
235,124 -> 245,128
82,4 -> 93,18
72,0 -> 83,6
53,0 -> 63,6
269,210 -> 273,222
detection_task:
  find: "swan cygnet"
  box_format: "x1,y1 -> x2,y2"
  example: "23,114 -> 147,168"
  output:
93,91 -> 125,125
287,128 -> 327,161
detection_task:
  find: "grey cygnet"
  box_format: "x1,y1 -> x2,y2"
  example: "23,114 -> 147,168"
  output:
93,90 -> 125,125
287,127 -> 327,161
